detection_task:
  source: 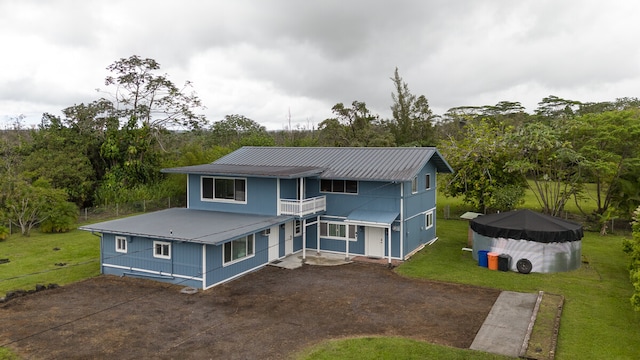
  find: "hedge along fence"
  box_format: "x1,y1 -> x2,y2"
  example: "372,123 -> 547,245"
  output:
79,195 -> 187,223
0,196 -> 187,236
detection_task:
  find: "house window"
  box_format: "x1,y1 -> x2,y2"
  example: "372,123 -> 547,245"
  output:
202,177 -> 246,202
319,221 -> 357,241
320,179 -> 358,194
411,176 -> 418,194
115,236 -> 127,253
153,241 -> 171,259
425,211 -> 434,229
224,235 -> 254,265
425,174 -> 431,190
294,220 -> 302,236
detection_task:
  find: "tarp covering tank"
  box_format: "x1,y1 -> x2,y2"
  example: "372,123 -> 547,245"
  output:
470,209 -> 583,273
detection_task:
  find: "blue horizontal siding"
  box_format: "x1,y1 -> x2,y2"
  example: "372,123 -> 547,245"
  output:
205,232 -> 270,288
101,234 -> 202,287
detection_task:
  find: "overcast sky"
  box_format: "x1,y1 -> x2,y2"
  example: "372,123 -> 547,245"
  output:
1,0 -> 639,130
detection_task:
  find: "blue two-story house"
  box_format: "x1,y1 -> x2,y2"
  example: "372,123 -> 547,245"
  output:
80,147 -> 453,289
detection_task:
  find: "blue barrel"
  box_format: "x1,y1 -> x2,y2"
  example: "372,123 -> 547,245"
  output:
478,250 -> 489,267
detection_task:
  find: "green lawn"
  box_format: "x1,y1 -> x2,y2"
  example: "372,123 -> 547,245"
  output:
397,219 -> 640,359
0,229 -> 100,298
295,337 -> 511,360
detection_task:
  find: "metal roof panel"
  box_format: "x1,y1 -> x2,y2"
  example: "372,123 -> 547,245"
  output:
79,208 -> 292,245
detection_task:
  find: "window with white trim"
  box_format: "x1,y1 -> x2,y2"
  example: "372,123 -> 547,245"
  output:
202,177 -> 246,202
425,174 -> 431,190
320,179 -> 358,194
153,241 -> 171,259
411,176 -> 418,194
115,236 -> 127,253
294,220 -> 302,236
224,235 -> 255,264
425,211 -> 434,229
319,221 -> 357,241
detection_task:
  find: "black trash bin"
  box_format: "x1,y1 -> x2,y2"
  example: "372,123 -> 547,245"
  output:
498,254 -> 511,271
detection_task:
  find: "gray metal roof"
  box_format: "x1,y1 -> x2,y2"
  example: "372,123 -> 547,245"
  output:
162,164 -> 324,178
345,209 -> 399,226
164,147 -> 453,182
79,208 -> 292,245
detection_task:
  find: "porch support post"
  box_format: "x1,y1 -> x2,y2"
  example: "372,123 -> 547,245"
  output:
345,234 -> 349,261
387,226 -> 392,264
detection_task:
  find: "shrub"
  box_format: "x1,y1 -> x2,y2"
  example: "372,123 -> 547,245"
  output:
0,225 -> 9,240
623,205 -> 640,311
40,201 -> 78,233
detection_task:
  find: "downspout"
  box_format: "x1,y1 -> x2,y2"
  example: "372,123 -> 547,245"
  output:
434,171 -> 437,239
187,175 -> 190,209
277,178 -> 281,215
299,177 -> 304,199
387,226 -> 392,265
302,218 -> 307,261
345,232 -> 349,261
400,183 -> 404,259
202,244 -> 207,289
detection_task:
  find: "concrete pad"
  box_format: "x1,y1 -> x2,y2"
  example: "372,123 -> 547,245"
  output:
268,255 -> 303,269
470,291 -> 539,357
304,252 -> 352,266
268,252 -> 351,269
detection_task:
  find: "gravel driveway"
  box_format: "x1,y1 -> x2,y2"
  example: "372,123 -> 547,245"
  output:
1,262 -> 500,359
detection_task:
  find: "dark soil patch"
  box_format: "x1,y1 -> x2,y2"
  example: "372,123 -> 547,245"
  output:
0,262 -> 500,359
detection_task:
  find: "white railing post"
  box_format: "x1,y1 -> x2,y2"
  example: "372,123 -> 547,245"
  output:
279,196 -> 326,216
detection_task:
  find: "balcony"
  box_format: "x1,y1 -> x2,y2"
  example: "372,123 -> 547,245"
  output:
279,196 -> 326,217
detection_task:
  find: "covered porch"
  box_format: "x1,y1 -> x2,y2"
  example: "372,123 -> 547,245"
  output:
268,250 -> 403,270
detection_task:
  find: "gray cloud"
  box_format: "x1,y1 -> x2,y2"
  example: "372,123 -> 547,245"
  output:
1,0 -> 639,130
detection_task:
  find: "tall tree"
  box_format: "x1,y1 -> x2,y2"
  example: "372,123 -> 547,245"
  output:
210,114 -> 273,147
103,55 -> 207,141
505,121 -> 583,216
2,177 -> 69,236
535,95 -> 582,120
389,68 -> 436,146
318,101 -> 392,147
573,109 -> 640,220
441,119 -> 525,213
20,116 -> 96,206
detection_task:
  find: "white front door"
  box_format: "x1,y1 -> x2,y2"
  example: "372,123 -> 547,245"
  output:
366,227 -> 385,258
268,226 -> 279,262
285,221 -> 294,255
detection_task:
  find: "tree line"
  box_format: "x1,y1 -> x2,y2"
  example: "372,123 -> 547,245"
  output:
1,55 -> 640,237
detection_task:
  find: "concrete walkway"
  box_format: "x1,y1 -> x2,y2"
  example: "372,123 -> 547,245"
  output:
470,291 -> 540,357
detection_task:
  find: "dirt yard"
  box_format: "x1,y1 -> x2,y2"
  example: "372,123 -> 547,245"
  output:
1,262 -> 500,359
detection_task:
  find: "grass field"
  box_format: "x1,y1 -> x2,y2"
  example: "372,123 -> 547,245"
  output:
0,229 -> 100,298
438,180 -> 601,219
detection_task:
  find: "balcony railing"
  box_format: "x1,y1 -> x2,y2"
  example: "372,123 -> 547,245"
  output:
279,196 -> 326,217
